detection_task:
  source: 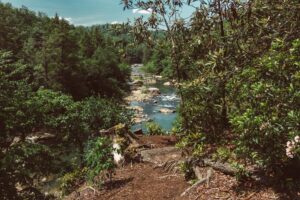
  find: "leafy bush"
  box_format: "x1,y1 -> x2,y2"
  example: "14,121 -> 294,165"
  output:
1,142 -> 56,199
212,147 -> 232,162
142,61 -> 157,74
60,168 -> 87,195
286,136 -> 300,159
180,74 -> 227,143
176,132 -> 206,156
142,40 -> 172,77
229,39 -> 300,171
179,161 -> 196,181
146,122 -> 164,135
84,137 -> 116,183
81,97 -> 133,131
0,50 -> 133,196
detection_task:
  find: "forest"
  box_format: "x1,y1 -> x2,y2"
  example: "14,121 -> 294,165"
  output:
0,0 -> 299,199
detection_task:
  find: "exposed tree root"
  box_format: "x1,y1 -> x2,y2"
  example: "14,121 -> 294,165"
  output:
79,186 -> 99,195
154,160 -> 182,174
181,168 -> 213,197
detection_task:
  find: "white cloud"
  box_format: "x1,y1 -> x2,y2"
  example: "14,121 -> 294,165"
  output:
132,8 -> 152,15
111,21 -> 120,24
57,16 -> 73,23
64,17 -> 72,23
70,15 -> 105,26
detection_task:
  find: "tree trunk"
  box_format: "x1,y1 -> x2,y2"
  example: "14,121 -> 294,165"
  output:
216,0 -> 229,129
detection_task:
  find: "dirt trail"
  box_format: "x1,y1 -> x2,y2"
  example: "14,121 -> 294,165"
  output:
66,136 -> 299,200
66,135 -> 189,200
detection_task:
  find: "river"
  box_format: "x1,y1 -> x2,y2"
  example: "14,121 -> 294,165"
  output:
129,65 -> 180,133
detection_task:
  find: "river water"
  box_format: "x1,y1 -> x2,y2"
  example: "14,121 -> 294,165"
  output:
130,66 -> 180,133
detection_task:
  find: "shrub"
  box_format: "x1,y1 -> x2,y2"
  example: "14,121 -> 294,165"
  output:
142,61 -> 156,74
179,161 -> 196,181
84,137 -> 116,184
180,75 -> 227,143
228,39 -> 300,171
60,168 -> 87,195
212,147 -> 232,162
146,122 -> 164,135
176,132 -> 206,156
286,136 -> 300,159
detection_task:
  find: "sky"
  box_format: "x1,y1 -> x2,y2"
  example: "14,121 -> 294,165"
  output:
1,0 -> 197,26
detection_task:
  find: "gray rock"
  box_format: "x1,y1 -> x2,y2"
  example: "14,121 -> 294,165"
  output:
148,87 -> 160,95
140,147 -> 182,164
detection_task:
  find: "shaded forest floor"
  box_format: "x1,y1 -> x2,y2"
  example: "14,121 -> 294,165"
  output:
66,136 -> 300,200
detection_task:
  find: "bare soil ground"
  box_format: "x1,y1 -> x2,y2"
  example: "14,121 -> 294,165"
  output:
66,136 -> 300,200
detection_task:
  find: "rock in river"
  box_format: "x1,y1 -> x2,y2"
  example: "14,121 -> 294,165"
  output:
154,75 -> 163,80
148,87 -> 160,95
159,108 -> 175,113
163,81 -> 172,86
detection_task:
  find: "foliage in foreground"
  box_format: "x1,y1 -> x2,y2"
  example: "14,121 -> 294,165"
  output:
146,122 -> 165,135
229,39 -> 300,171
0,50 -> 132,198
60,168 -> 87,196
123,0 -> 300,180
84,137 -> 116,183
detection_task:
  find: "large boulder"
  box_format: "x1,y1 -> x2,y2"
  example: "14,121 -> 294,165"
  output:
148,87 -> 160,96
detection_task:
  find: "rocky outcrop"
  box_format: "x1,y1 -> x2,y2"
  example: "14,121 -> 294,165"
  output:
125,88 -> 153,102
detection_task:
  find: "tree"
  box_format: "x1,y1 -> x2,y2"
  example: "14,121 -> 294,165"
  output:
121,0 -> 197,100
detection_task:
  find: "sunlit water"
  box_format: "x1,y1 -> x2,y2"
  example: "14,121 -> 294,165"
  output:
131,80 -> 180,133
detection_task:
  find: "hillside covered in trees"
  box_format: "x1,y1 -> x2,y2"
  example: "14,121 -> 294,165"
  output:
0,2 -> 138,199
0,0 -> 300,199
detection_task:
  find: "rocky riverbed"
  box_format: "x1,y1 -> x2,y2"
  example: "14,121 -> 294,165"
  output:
125,64 -> 180,133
